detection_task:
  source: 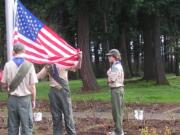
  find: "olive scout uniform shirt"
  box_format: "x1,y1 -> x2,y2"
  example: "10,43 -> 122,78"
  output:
37,64 -> 73,89
107,61 -> 124,88
1,59 -> 38,96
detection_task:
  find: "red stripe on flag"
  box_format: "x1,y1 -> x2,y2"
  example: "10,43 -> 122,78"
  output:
36,37 -> 63,56
18,38 -> 47,55
44,26 -> 77,52
39,30 -> 74,56
25,50 -> 46,59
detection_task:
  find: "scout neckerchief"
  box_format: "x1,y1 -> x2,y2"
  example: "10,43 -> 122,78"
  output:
13,57 -> 25,67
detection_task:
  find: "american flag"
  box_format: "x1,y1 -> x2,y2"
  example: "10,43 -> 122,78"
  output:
13,0 -> 80,68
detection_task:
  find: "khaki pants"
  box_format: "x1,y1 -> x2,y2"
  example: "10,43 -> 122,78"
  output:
111,87 -> 124,135
49,87 -> 76,135
8,95 -> 33,135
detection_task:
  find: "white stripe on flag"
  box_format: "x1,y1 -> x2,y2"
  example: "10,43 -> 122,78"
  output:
38,33 -> 70,57
41,28 -> 77,55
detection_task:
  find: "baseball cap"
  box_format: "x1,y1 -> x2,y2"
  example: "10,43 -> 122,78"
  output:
106,49 -> 121,59
13,43 -> 25,53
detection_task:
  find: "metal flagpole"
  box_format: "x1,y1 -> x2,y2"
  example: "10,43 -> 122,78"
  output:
5,0 -> 14,61
5,0 -> 22,134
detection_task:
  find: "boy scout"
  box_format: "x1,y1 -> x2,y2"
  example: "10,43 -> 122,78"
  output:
106,49 -> 124,135
37,52 -> 82,135
1,43 -> 38,135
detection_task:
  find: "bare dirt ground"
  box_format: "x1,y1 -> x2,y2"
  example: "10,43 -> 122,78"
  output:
0,101 -> 180,135
1,101 -> 179,113
1,117 -> 180,135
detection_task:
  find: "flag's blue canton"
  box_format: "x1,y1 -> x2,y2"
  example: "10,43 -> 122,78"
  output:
16,1 -> 44,41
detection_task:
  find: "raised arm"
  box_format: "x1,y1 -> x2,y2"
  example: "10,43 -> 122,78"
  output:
76,51 -> 82,69
68,52 -> 82,71
37,66 -> 48,80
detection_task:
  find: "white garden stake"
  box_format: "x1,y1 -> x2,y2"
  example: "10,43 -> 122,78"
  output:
134,110 -> 144,120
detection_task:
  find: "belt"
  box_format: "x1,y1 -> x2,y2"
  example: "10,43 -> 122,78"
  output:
9,94 -> 31,98
50,86 -> 63,91
111,86 -> 124,89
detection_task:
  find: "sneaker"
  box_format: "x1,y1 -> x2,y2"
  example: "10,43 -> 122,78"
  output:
108,131 -> 116,135
108,131 -> 124,135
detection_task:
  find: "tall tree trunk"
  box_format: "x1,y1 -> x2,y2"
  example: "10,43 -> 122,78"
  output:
141,15 -> 155,80
164,36 -> 168,72
126,39 -> 134,76
175,39 -> 180,76
0,0 -> 6,65
152,14 -> 169,84
118,27 -> 131,78
77,2 -> 99,91
175,53 -> 180,76
104,13 -> 110,51
133,36 -> 140,76
170,47 -> 174,73
139,12 -> 168,84
0,26 -> 6,65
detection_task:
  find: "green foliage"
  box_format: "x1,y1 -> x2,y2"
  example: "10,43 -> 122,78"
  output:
140,126 -> 172,135
136,0 -> 171,14
140,127 -> 158,135
1,75 -> 180,103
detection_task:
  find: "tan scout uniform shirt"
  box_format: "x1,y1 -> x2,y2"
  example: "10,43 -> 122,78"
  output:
107,61 -> 124,88
37,64 -> 71,90
1,60 -> 38,96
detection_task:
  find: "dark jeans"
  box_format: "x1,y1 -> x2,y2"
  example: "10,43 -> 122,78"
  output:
49,87 -> 76,135
8,95 -> 33,135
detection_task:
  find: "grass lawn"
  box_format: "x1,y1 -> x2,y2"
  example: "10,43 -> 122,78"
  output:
0,75 -> 180,103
